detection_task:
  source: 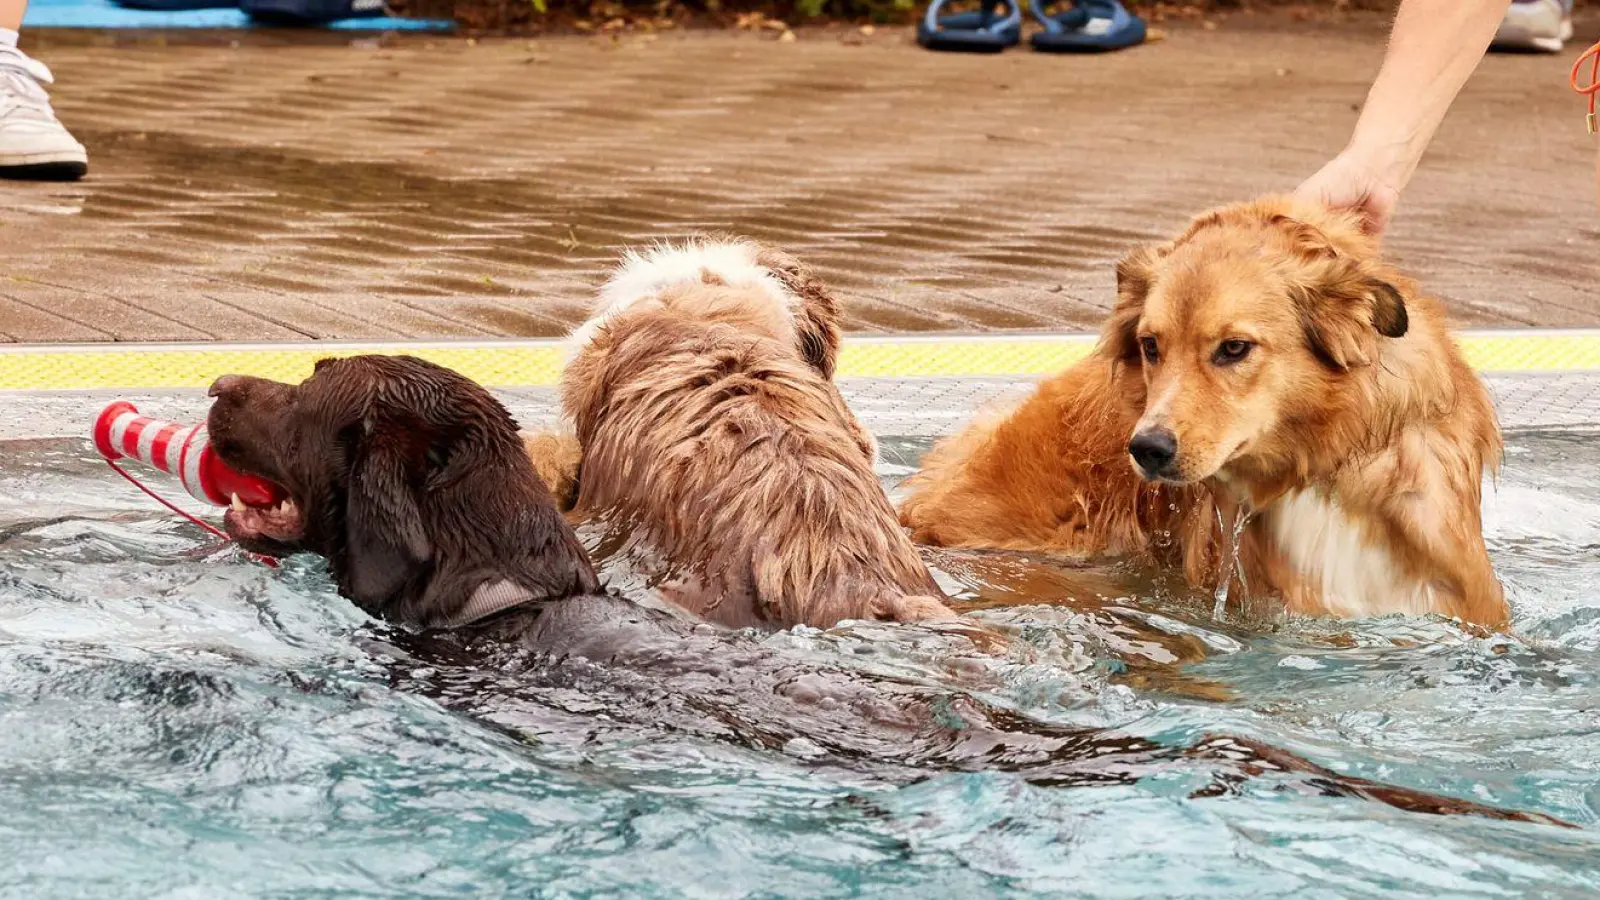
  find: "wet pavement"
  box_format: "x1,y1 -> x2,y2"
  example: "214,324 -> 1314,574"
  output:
1,16 -> 1595,343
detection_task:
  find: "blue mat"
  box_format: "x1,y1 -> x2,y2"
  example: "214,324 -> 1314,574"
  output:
23,0 -> 453,30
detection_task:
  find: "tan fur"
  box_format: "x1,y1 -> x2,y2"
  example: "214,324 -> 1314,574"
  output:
545,245 -> 956,631
901,196 -> 1507,627
750,242 -> 880,463
521,430 -> 583,513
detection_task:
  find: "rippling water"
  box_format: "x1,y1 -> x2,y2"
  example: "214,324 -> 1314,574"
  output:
1,432 -> 1597,898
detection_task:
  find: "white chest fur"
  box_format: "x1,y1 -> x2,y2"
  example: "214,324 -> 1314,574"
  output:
1266,489 -> 1434,618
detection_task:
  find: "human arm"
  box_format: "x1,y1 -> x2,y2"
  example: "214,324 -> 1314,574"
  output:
1297,0 -> 1513,235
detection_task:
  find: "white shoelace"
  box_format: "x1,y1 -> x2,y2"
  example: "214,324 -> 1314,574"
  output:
0,47 -> 59,123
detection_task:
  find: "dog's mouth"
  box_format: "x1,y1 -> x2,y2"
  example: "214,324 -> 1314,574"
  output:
223,489 -> 305,548
1208,438 -> 1255,481
1154,438 -> 1254,486
207,429 -> 304,551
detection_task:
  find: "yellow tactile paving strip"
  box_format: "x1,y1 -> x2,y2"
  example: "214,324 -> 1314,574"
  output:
2,330 -> 1596,392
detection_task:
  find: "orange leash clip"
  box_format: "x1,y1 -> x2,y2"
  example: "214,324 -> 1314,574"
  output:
1574,39 -> 1600,134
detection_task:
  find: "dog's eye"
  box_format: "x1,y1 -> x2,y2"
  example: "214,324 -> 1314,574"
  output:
1213,340 -> 1253,365
1139,336 -> 1160,364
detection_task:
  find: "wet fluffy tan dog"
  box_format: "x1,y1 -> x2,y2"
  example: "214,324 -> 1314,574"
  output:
900,196 -> 1508,627
535,239 -> 957,630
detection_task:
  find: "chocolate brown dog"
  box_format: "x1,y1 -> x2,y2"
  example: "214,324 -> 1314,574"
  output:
202,354 -> 1568,828
208,354 -> 597,629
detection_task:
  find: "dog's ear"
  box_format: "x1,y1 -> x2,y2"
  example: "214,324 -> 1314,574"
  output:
796,300 -> 841,379
1268,213 -> 1344,262
757,246 -> 842,378
1270,215 -> 1409,370
1292,266 -> 1409,371
1101,245 -> 1161,363
341,417 -> 432,613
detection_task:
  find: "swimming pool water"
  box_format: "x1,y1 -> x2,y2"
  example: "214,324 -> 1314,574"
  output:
1,431 -> 1597,898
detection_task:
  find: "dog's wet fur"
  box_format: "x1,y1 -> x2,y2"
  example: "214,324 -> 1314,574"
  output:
203,353 -> 1568,829
551,239 -> 954,629
901,196 -> 1506,625
208,355 -> 598,629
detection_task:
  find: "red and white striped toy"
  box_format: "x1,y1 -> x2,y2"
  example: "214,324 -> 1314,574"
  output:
92,401 -> 283,508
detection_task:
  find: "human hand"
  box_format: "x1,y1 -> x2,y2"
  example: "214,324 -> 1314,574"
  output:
1294,147 -> 1405,239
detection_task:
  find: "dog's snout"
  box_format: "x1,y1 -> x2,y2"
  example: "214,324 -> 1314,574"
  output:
208,375 -> 246,400
1128,428 -> 1179,478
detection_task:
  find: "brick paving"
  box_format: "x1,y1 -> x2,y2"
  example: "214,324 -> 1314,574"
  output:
0,15 -> 1595,343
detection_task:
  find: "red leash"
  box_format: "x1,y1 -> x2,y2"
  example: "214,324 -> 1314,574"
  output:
1573,39 -> 1600,134
105,458 -> 279,568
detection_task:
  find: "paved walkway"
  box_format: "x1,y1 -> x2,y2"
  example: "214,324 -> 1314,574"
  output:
1,16 -> 1595,343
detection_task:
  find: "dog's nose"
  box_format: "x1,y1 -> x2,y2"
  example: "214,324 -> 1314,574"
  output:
1128,428 -> 1179,478
208,375 -> 245,400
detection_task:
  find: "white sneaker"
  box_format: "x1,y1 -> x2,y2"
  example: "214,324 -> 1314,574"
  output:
1491,0 -> 1575,53
0,46 -> 88,180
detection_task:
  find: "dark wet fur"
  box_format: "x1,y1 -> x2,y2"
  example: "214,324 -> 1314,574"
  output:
208,354 -> 1571,830
207,355 -> 598,628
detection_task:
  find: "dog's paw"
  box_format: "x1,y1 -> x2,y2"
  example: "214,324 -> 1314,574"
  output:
880,593 -> 957,623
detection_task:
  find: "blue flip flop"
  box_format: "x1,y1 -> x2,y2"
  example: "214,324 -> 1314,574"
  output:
111,0 -> 234,9
1029,0 -> 1146,53
917,0 -> 1023,53
239,0 -> 385,22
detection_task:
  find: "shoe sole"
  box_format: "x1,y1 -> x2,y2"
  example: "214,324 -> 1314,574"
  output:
0,159 -> 88,181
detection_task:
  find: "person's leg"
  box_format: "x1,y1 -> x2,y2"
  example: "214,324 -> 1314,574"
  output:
0,0 -> 88,180
1491,0 -> 1574,53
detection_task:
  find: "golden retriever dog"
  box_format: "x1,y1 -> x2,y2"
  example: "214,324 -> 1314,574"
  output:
900,196 -> 1508,627
531,238 -> 958,631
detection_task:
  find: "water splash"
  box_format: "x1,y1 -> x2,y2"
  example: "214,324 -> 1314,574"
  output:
1211,500 -> 1253,620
